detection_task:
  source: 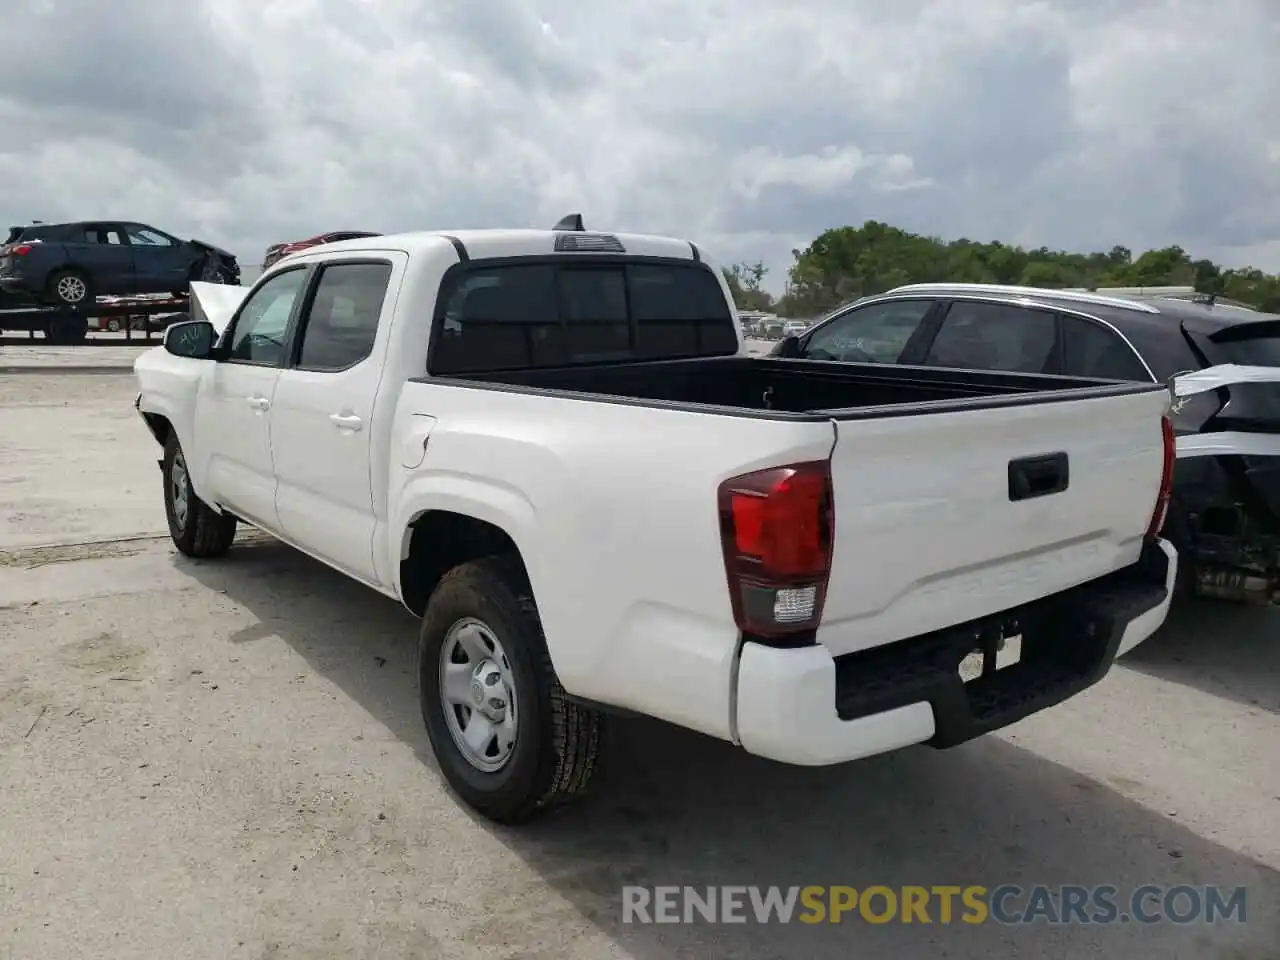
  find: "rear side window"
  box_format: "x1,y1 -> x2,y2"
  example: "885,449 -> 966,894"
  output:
295,262 -> 392,371
923,301 -> 1056,373
9,225 -> 57,242
1211,333 -> 1280,367
430,260 -> 736,374
79,226 -> 125,245
1060,316 -> 1151,380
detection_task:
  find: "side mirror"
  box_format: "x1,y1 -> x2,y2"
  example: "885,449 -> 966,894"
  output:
772,335 -> 802,358
163,319 -> 216,359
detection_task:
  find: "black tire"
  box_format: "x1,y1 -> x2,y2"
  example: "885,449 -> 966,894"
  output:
162,433 -> 237,558
46,268 -> 92,307
45,313 -> 88,345
419,557 -> 601,824
106,318 -> 122,332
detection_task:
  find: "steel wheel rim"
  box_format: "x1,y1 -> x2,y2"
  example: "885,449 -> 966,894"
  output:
57,276 -> 86,302
439,617 -> 518,773
170,449 -> 190,527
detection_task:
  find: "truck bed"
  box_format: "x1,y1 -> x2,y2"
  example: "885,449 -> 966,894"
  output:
435,354 -> 1162,419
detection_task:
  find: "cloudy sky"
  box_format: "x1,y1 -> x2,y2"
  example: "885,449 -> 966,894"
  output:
1,0 -> 1277,290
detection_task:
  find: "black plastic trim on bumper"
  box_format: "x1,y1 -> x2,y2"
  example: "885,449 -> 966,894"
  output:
833,541 -> 1169,748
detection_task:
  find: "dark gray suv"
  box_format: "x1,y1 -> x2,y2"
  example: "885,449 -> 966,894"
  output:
772,283 -> 1280,604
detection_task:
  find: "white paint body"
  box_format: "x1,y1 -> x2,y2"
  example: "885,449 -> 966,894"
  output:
136,229 -> 1176,765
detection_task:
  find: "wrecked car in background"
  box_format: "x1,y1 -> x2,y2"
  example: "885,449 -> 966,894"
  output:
0,220 -> 239,307
769,283 -> 1280,604
261,230 -> 382,269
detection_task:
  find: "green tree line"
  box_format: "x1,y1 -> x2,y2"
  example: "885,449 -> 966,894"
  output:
722,221 -> 1280,318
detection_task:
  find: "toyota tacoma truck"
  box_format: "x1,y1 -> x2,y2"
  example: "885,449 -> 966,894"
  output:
133,219 -> 1178,824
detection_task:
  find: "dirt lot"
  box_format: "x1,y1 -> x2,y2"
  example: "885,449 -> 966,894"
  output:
0,371 -> 1277,959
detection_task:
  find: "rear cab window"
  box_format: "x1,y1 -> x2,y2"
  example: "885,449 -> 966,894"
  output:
428,258 -> 738,375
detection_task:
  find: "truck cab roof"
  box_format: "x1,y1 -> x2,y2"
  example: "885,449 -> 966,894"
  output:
303,227 -> 705,265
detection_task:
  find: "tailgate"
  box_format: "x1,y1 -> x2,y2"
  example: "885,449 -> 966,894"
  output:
818,387 -> 1170,656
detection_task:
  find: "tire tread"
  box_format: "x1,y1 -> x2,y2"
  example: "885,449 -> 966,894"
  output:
425,556 -> 601,822
164,434 -> 237,558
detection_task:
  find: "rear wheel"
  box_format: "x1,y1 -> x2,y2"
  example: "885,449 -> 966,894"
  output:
163,434 -> 237,558
47,268 -> 92,307
419,557 -> 601,824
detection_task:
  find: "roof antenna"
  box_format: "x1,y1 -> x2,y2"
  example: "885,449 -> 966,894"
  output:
553,213 -> 584,232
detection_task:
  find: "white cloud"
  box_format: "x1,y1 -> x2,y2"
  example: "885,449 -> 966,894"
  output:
0,0 -> 1276,294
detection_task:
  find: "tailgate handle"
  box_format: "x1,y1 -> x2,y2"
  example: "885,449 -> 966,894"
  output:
1008,452 -> 1069,501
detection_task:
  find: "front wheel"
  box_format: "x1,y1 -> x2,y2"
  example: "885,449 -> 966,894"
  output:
419,557 -> 601,824
163,434 -> 237,558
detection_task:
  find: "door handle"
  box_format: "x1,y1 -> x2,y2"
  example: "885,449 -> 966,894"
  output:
1008,452 -> 1069,501
330,413 -> 363,431
246,395 -> 270,411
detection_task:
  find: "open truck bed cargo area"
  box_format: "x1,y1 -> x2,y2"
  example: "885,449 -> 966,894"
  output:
434,354 -> 1162,418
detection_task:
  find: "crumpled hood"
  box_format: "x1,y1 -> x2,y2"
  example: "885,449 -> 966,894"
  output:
189,281 -> 250,334
190,238 -> 238,260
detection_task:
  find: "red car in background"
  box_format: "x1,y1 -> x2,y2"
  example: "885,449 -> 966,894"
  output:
261,230 -> 382,268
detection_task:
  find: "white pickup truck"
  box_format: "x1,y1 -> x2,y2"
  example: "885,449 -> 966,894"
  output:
134,220 -> 1178,823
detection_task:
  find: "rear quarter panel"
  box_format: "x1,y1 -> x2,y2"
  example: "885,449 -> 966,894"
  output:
388,381 -> 835,740
14,243 -> 67,289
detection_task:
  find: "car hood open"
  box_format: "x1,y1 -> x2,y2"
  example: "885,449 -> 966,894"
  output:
189,281 -> 250,334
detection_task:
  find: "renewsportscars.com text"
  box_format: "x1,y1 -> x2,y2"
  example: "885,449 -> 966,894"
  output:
621,884 -> 1248,926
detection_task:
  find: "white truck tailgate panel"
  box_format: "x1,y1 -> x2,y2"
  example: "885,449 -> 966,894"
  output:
819,387 -> 1171,656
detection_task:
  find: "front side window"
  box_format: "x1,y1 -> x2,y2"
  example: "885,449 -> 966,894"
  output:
295,262 -> 392,371
923,301 -> 1056,373
126,226 -> 175,247
226,268 -> 307,365
802,299 -> 934,363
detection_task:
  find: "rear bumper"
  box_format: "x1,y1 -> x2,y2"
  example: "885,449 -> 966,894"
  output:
734,538 -> 1176,766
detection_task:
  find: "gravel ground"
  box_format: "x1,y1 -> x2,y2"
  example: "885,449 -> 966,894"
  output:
0,372 -> 1276,959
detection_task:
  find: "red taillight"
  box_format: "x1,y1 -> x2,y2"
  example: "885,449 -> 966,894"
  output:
1147,415 -> 1176,538
5,244 -> 33,256
718,460 -> 834,638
